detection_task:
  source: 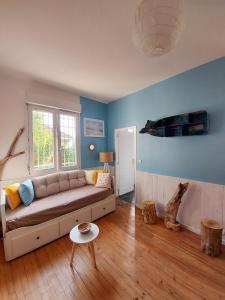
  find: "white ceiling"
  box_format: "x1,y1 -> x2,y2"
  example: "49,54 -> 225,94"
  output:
0,0 -> 225,102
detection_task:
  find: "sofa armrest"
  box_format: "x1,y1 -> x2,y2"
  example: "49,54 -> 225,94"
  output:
1,189 -> 6,236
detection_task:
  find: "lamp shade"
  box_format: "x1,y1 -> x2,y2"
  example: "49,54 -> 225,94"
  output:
99,152 -> 113,163
132,0 -> 184,56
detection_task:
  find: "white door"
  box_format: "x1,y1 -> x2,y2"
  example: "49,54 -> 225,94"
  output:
115,127 -> 136,196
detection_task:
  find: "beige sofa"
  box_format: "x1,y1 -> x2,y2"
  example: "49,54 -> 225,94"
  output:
1,170 -> 116,261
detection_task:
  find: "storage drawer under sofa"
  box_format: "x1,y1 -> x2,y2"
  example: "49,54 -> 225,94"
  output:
4,221 -> 59,260
59,206 -> 92,236
92,196 -> 116,220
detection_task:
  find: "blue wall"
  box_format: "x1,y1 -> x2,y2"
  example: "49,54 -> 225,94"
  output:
80,97 -> 108,169
108,57 -> 225,185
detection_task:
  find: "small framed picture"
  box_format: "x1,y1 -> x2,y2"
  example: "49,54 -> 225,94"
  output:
84,118 -> 105,137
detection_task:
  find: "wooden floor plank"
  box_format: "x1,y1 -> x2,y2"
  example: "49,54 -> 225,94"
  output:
100,221 -> 219,299
0,204 -> 225,300
97,224 -> 198,300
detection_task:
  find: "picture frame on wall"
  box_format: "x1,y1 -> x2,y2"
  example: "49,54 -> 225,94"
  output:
84,118 -> 105,137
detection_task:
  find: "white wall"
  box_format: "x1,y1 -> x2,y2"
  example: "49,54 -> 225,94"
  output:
136,171 -> 225,243
0,72 -> 81,182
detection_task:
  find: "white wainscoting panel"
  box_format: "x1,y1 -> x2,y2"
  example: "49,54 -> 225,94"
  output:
135,171 -> 225,242
200,182 -> 223,224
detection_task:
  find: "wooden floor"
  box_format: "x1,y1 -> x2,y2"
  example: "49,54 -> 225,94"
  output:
1,204 -> 225,300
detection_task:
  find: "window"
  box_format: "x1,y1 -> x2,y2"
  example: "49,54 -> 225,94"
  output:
28,104 -> 80,175
59,113 -> 77,168
32,109 -> 55,171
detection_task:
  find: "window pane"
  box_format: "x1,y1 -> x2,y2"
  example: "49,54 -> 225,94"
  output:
32,110 -> 54,170
59,113 -> 77,168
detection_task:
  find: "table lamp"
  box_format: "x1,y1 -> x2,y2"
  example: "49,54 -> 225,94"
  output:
99,152 -> 113,173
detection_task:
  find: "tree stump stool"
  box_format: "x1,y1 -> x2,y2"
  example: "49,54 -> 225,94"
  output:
201,219 -> 223,257
142,200 -> 157,224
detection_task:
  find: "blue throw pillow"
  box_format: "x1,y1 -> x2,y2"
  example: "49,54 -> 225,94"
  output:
19,180 -> 34,206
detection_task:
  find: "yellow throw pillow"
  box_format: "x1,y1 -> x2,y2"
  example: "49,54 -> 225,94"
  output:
84,170 -> 98,185
4,183 -> 21,209
93,169 -> 104,183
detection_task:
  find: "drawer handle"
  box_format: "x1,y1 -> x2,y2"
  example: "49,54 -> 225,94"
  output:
76,219 -> 79,222
103,207 -> 106,210
36,236 -> 40,240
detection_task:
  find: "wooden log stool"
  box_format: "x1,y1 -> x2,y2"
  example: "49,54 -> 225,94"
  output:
201,219 -> 223,257
142,200 -> 157,224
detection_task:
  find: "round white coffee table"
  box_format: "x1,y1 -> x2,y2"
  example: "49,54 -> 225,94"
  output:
69,223 -> 99,268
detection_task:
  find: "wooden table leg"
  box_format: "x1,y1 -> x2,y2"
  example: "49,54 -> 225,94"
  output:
88,241 -> 97,268
70,243 -> 76,267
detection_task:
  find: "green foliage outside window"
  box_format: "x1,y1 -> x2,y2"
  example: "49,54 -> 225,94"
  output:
33,111 -> 54,169
32,111 -> 76,169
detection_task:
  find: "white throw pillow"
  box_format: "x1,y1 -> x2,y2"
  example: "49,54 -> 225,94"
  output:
95,173 -> 111,189
84,170 -> 97,185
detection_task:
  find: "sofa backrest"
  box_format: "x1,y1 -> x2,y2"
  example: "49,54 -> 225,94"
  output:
32,170 -> 86,199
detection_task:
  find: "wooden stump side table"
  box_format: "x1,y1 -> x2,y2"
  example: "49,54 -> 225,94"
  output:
142,200 -> 157,224
69,223 -> 99,268
201,219 -> 223,257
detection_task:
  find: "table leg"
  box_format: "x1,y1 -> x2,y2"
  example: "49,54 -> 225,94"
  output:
70,243 -> 76,267
89,241 -> 97,268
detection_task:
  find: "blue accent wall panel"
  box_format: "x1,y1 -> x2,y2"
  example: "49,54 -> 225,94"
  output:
107,57 -> 225,185
80,97 -> 108,169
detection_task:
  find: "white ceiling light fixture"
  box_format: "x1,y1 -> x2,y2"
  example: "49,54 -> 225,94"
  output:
133,0 -> 184,57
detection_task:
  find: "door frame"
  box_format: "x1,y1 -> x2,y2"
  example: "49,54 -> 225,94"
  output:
114,126 -> 137,199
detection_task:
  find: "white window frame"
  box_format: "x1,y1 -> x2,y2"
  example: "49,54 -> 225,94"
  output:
58,109 -> 80,172
28,104 -> 80,176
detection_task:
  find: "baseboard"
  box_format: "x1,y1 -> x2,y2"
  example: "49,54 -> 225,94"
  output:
135,202 -> 142,210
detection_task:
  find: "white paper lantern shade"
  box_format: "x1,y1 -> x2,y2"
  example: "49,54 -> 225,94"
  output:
133,0 -> 184,56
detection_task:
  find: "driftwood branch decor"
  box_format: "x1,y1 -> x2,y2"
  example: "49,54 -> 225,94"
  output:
201,219 -> 223,256
164,182 -> 189,231
0,128 -> 25,173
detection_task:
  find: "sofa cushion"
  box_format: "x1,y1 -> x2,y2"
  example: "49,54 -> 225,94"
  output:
5,185 -> 113,231
68,170 -> 86,189
84,170 -> 97,185
32,170 -> 86,199
95,173 -> 111,189
19,180 -> 35,206
4,183 -> 21,209
32,174 -> 60,199
59,172 -> 70,192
